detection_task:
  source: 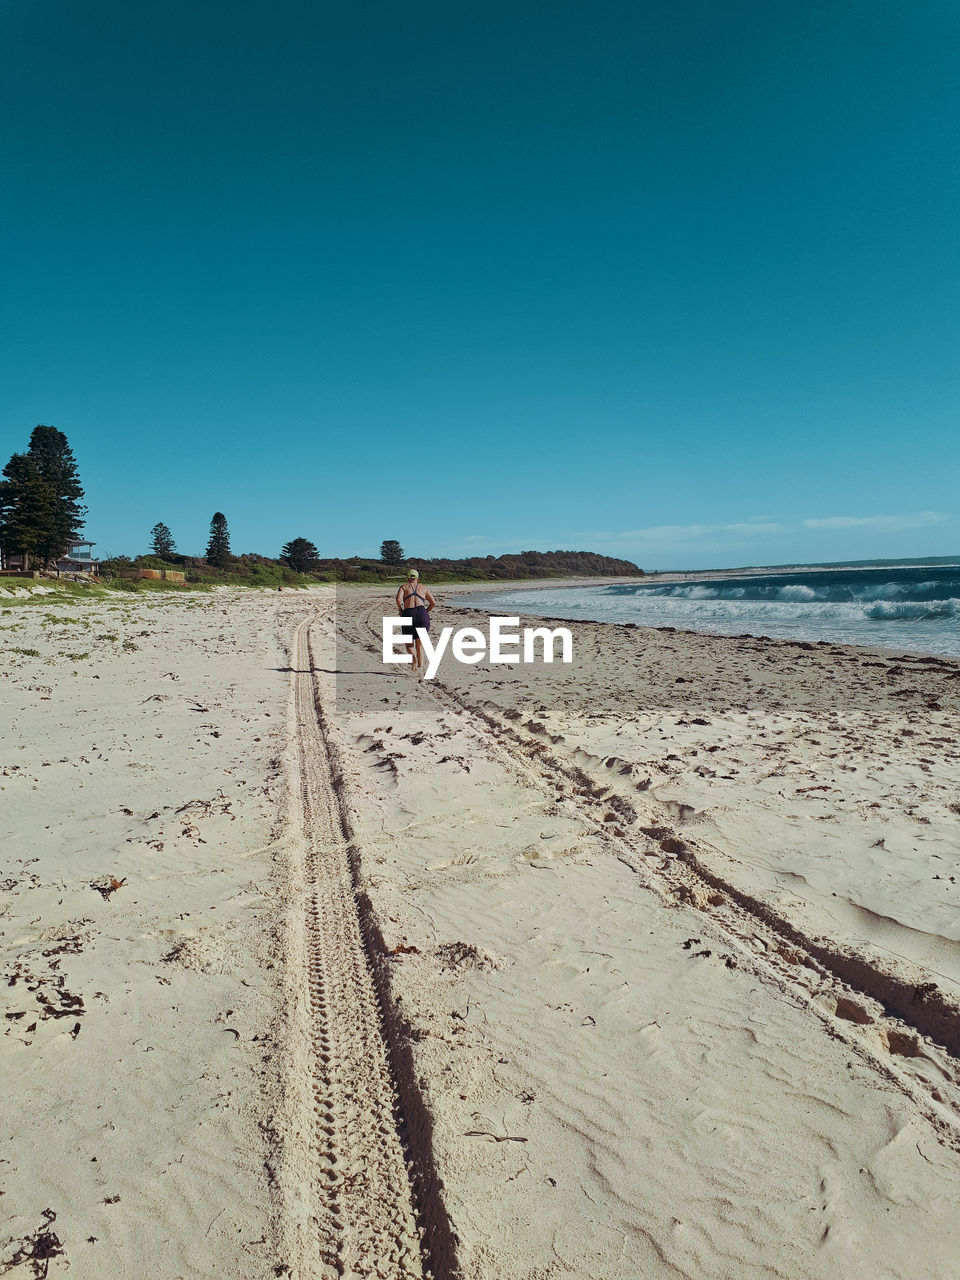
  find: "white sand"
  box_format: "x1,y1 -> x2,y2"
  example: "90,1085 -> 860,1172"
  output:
331,585 -> 960,1279
3,582 -> 960,1279
1,590 -> 290,1277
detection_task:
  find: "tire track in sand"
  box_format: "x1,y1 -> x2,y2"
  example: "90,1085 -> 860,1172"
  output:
348,600 -> 960,1146
291,616 -> 458,1279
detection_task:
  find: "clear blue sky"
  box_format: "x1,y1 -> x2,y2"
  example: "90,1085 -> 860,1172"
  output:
2,0 -> 958,569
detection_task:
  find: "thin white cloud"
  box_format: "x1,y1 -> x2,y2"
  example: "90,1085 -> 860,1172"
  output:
582,522 -> 783,543
449,535 -> 558,553
725,522 -> 784,536
803,511 -> 945,531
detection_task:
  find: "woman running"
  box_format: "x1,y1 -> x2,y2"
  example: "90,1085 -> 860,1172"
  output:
395,569 -> 436,673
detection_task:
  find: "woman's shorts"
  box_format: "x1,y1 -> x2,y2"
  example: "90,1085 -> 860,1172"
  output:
400,606 -> 430,638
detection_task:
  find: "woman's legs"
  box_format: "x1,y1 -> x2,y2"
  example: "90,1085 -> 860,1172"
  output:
413,607 -> 428,672
410,612 -> 420,669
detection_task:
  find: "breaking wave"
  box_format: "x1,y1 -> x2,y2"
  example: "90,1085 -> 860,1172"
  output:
464,564 -> 960,656
864,598 -> 959,621
640,574 -> 958,607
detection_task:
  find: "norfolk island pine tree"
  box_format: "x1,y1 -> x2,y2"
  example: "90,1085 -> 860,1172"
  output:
27,426 -> 86,565
205,512 -> 231,567
150,522 -> 177,559
1,425 -> 86,569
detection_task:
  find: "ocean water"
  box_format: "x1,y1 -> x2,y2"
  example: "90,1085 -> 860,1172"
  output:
462,564 -> 960,657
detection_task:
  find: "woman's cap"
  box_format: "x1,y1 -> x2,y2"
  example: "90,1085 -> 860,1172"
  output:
407,569 -> 419,578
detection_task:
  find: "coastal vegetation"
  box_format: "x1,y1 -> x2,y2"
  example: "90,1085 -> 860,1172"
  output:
204,512 -> 232,568
97,547 -> 642,589
280,537 -> 322,573
149,522 -> 177,558
0,426 -> 86,570
380,539 -> 405,565
1,424 -> 642,588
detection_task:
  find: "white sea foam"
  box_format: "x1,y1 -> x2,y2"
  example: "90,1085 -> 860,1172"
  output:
463,572 -> 960,657
860,583 -> 908,601
864,598 -> 959,621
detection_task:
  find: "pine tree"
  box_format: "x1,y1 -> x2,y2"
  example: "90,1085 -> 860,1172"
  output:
205,512 -> 232,567
27,426 -> 86,564
380,539 -> 405,565
0,454 -> 55,570
150,522 -> 176,558
280,537 -> 321,573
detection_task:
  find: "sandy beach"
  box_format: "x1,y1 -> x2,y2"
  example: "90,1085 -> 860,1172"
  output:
3,581 -> 960,1279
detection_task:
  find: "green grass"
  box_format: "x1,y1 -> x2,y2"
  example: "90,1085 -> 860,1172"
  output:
0,581 -> 100,604
10,647 -> 41,657
62,651 -> 90,660
0,579 -> 212,607
106,576 -> 207,594
177,565 -> 320,589
335,571 -> 552,586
